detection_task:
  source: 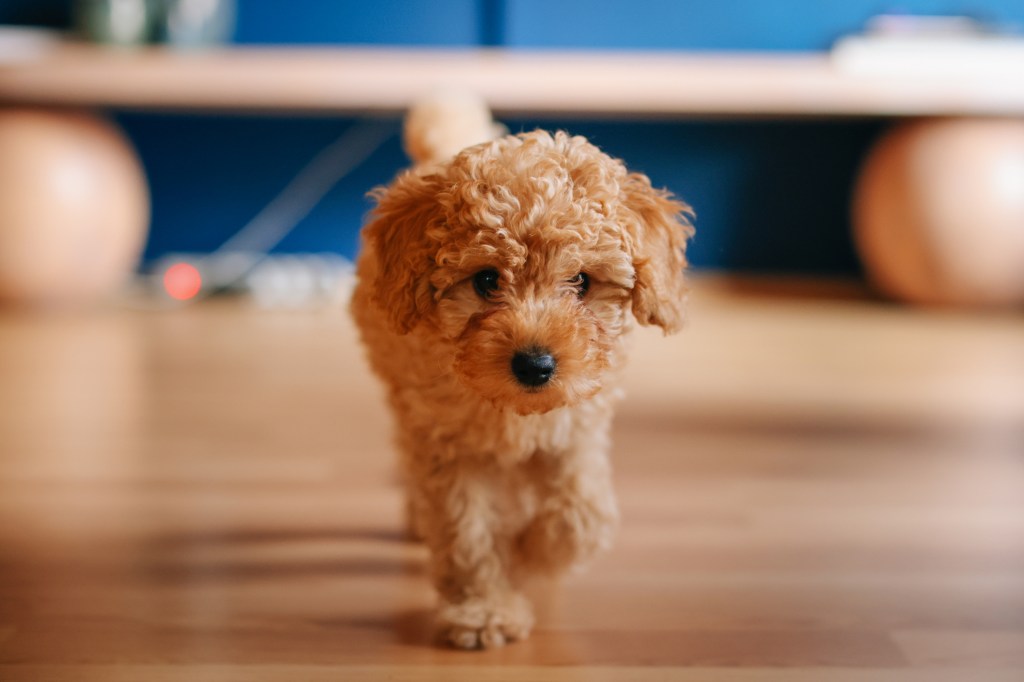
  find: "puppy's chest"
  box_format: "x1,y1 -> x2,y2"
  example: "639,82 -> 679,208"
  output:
405,386 -> 578,464
479,409 -> 578,465
495,410 -> 578,464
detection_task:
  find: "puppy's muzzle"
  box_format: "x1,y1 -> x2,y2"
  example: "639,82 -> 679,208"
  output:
511,349 -> 556,388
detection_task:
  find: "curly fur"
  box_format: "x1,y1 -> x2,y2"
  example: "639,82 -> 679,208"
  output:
351,100 -> 693,649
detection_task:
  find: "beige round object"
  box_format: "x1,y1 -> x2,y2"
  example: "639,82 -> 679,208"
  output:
0,109 -> 149,306
853,118 -> 1024,307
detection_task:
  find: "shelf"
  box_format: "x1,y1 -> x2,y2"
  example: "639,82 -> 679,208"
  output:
1,44 -> 1023,117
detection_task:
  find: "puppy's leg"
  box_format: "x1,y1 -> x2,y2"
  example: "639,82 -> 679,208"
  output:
402,481 -> 426,541
517,434 -> 619,576
416,463 -> 533,649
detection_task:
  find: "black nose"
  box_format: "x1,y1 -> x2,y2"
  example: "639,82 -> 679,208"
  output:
511,350 -> 556,387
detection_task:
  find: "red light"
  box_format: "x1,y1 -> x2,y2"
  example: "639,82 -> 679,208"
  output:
163,262 -> 202,301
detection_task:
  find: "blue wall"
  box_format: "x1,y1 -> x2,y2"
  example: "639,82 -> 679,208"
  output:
3,1 -> 1023,273
504,0 -> 1024,50
233,0 -> 483,46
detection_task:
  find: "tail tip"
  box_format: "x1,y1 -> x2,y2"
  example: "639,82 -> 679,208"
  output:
403,90 -> 504,165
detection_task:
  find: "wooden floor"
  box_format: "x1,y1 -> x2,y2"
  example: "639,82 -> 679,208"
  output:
0,276 -> 1022,681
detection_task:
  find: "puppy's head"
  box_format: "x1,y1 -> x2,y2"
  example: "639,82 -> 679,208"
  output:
363,130 -> 693,414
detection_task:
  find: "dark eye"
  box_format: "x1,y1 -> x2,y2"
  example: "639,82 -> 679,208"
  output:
570,272 -> 590,298
472,269 -> 500,299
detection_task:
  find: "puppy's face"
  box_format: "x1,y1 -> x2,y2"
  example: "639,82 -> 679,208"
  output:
364,131 -> 692,415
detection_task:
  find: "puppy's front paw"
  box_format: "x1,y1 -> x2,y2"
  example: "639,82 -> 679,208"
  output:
437,593 -> 534,649
518,498 -> 618,574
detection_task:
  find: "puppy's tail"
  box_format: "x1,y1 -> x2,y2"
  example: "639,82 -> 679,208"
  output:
403,90 -> 506,166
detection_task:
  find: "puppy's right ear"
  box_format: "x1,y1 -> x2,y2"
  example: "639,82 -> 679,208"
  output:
362,170 -> 443,334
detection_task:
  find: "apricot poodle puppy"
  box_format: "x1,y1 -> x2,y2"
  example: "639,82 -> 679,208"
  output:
351,94 -> 693,649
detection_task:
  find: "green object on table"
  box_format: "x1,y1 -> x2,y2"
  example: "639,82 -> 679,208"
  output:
74,0 -> 160,46
74,0 -> 235,48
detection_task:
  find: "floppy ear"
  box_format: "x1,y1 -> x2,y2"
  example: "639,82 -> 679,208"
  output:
620,172 -> 695,334
362,170 -> 444,334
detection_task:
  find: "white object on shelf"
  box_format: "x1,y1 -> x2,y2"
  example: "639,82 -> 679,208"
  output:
833,34 -> 1024,78
833,14 -> 1024,78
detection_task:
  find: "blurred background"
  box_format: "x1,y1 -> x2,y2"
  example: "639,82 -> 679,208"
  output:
2,0 -> 1022,294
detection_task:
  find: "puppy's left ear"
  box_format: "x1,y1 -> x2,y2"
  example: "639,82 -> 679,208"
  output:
621,172 -> 695,334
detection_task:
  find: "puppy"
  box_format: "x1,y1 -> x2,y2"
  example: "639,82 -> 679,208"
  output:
351,93 -> 693,649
